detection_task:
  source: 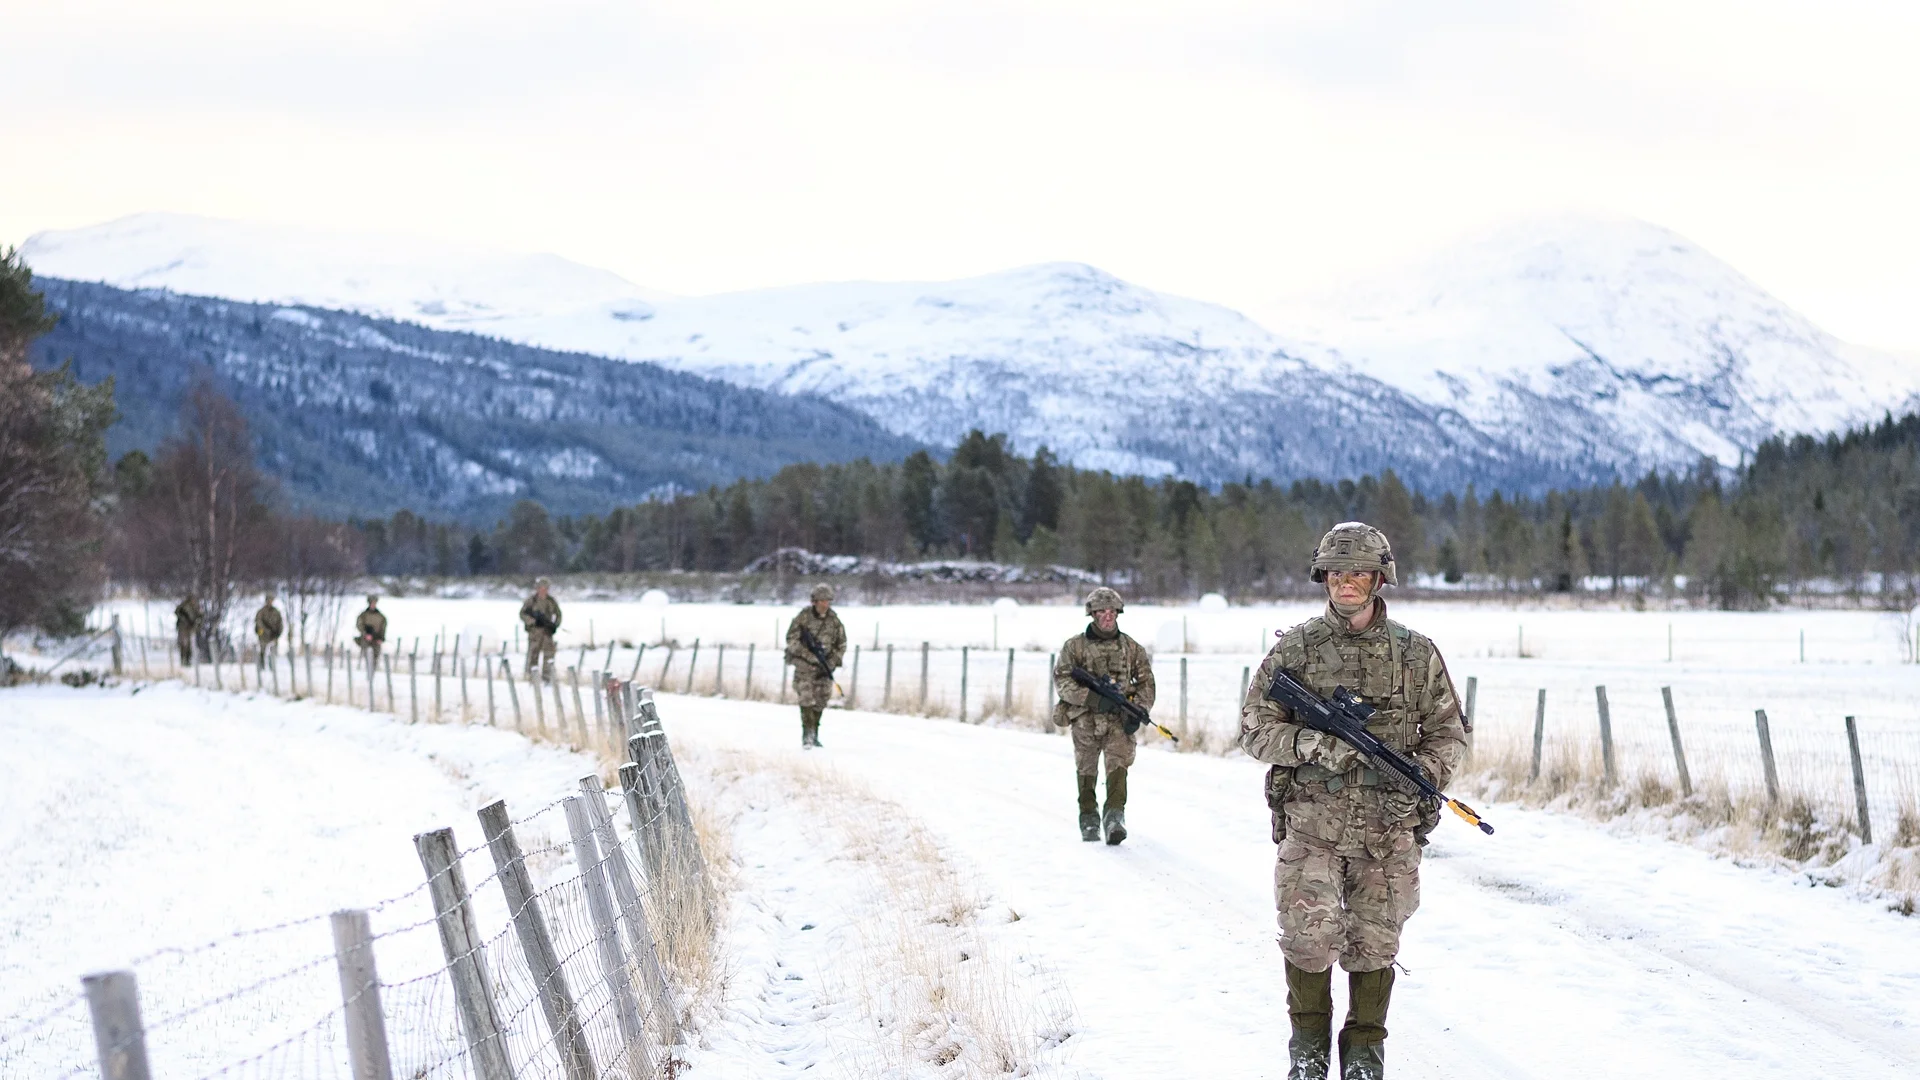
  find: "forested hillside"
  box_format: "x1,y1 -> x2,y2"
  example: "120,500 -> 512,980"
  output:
28,279 -> 920,520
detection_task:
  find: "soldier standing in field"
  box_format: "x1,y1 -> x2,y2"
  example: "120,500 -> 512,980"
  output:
1052,587 -> 1155,844
354,594 -> 387,666
520,577 -> 562,684
784,583 -> 845,748
174,594 -> 202,664
1239,523 -> 1468,1080
254,593 -> 284,668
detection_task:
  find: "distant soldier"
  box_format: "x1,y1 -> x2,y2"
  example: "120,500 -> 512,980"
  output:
784,583 -> 845,748
520,577 -> 562,684
1239,523 -> 1467,1080
254,593 -> 285,667
1052,587 -> 1155,844
174,594 -> 203,664
354,594 -> 387,665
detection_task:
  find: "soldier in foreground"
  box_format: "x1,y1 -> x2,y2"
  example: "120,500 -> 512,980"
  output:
174,594 -> 202,664
1052,587 -> 1155,844
520,577 -> 562,684
783,583 -> 845,748
354,594 -> 386,666
254,593 -> 284,668
1240,523 -> 1467,1080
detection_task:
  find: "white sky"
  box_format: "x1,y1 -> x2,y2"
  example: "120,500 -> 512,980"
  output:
5,1 -> 1919,348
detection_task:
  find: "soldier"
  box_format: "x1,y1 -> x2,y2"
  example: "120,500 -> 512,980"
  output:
174,594 -> 203,664
783,583 -> 845,748
1239,523 -> 1467,1080
254,593 -> 284,668
354,594 -> 387,666
520,577 -> 562,684
1052,587 -> 1155,844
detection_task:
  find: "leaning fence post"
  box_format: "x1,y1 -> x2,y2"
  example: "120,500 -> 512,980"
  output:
630,643 -> 647,682
1594,685 -> 1616,786
1846,716 -> 1873,844
1529,689 -> 1547,783
550,668 -> 568,738
331,909 -> 396,1080
1754,709 -> 1780,804
81,970 -> 151,1080
477,802 -> 597,1080
501,659 -> 524,731
413,827 -> 515,1080
571,668 -> 590,746
683,639 -> 700,694
1660,686 -> 1693,797
960,645 -> 969,722
563,797 -> 655,1074
529,660 -> 549,735
745,642 -> 757,699
580,775 -> 681,1047
383,653 -> 395,714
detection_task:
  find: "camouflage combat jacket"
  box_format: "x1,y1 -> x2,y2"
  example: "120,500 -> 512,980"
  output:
520,594 -> 562,637
1239,598 -> 1467,857
254,604 -> 284,643
175,598 -> 202,632
785,606 -> 846,678
1052,625 -> 1156,732
354,608 -> 387,646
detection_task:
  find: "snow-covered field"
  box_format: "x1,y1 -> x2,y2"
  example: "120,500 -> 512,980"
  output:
4,655 -> 1919,1077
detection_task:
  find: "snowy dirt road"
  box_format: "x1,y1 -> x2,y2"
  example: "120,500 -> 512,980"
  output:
664,694 -> 1920,1079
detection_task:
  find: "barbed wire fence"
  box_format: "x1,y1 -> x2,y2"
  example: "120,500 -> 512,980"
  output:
0,682 -> 712,1080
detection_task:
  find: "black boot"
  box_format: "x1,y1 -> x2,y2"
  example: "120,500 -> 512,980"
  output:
1077,775 -> 1100,840
1285,961 -> 1333,1080
1103,767 -> 1129,845
1338,967 -> 1393,1080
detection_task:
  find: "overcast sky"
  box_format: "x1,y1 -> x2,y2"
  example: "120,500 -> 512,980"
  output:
6,1 -> 1919,348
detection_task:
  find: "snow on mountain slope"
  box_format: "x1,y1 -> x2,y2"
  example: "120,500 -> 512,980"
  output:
26,211 -> 1915,488
1285,215 -> 1920,471
22,211 -> 673,332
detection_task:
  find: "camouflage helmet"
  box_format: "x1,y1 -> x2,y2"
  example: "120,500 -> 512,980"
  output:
1083,586 -> 1125,614
810,583 -> 835,603
535,576 -> 552,588
1310,521 -> 1397,587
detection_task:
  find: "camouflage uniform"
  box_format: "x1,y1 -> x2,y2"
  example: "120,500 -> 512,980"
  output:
354,602 -> 387,666
174,596 -> 202,664
784,586 -> 845,747
520,590 -> 562,683
1240,523 -> 1468,1080
254,599 -> 284,665
1053,587 -> 1155,843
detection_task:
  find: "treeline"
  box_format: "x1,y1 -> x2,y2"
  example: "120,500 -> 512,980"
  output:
354,419 -> 1920,608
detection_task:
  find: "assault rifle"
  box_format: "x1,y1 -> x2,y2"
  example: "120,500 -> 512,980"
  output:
527,610 -> 559,635
1264,668 -> 1494,835
1069,666 -> 1179,743
797,626 -> 845,697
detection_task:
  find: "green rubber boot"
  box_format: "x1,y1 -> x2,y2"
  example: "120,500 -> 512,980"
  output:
1338,967 -> 1393,1080
1103,767 -> 1129,845
1285,961 -> 1333,1080
1077,775 -> 1100,840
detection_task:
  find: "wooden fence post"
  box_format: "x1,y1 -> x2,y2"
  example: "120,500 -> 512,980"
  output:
1003,648 -> 1014,717
630,643 -> 646,682
1180,657 -> 1189,729
110,615 -> 123,676
434,653 -> 443,721
1754,709 -> 1780,804
529,659 -> 549,735
1529,689 -> 1547,783
325,643 -> 335,704
579,776 -> 681,1047
960,645 -> 969,722
683,639 -> 700,694
714,643 -> 726,696
502,659 -> 523,731
1846,716 -> 1873,844
745,643 -> 756,699
919,641 -> 930,713
412,827 -> 515,1080
330,909 -> 396,1080
563,798 -> 654,1074
1464,675 -> 1478,759
1595,685 -> 1616,786
591,671 -> 605,745
550,668 -> 568,737
1661,686 -> 1693,797
81,970 -> 151,1080
571,668 -> 590,747
477,802 -> 597,1080
883,644 -> 894,710
408,653 -> 419,723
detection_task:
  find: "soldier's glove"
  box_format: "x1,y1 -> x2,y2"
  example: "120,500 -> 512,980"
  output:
1090,692 -> 1120,715
1383,789 -> 1421,821
1295,729 -> 1361,773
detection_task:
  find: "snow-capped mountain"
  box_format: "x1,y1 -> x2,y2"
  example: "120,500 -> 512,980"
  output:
26,211 -> 1916,490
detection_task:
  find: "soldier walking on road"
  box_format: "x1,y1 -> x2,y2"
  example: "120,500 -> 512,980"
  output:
1239,523 -> 1468,1080
520,577 -> 562,684
354,594 -> 387,664
174,594 -> 203,664
784,583 -> 845,748
1052,587 -> 1155,844
254,593 -> 284,668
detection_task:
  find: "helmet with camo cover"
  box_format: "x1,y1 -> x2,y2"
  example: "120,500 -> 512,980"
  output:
1083,586 -> 1125,614
810,583 -> 835,603
1310,521 -> 1397,587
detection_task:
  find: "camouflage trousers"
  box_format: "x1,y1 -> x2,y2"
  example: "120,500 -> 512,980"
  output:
524,630 -> 555,681
1070,716 -> 1137,778
1274,833 -> 1422,973
792,668 -> 834,708
177,629 -> 195,664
